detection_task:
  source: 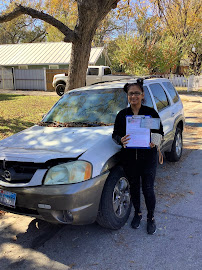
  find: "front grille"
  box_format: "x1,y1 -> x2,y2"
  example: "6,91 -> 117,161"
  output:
0,204 -> 39,216
0,158 -> 73,184
0,161 -> 43,184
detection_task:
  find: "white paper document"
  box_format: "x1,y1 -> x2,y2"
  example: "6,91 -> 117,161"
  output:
126,116 -> 151,148
140,117 -> 160,129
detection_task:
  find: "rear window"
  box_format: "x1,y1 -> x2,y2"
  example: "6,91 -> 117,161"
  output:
149,83 -> 170,111
104,68 -> 112,75
87,68 -> 99,75
162,82 -> 179,103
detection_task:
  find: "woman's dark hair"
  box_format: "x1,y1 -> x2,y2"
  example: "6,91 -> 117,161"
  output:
123,78 -> 144,93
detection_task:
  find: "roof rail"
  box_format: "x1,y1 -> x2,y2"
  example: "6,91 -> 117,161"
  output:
134,75 -> 163,80
91,77 -> 133,86
90,75 -> 163,86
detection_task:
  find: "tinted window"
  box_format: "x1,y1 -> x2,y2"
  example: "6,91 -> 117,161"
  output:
143,86 -> 154,108
162,82 -> 179,103
104,68 -> 112,75
43,88 -> 127,125
149,83 -> 169,111
87,68 -> 99,75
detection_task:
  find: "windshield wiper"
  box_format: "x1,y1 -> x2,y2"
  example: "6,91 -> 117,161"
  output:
38,121 -> 65,127
69,121 -> 113,126
38,121 -> 113,127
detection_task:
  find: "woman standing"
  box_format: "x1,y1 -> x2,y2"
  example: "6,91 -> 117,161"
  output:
112,80 -> 164,235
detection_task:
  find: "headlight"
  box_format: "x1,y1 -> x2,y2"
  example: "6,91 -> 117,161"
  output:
44,161 -> 92,185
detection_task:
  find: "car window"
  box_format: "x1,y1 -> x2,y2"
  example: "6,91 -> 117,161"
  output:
43,88 -> 127,125
149,83 -> 170,111
143,86 -> 154,108
87,68 -> 99,75
162,82 -> 179,103
104,68 -> 112,75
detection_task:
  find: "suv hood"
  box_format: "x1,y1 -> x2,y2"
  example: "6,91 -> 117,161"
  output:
0,125 -> 113,163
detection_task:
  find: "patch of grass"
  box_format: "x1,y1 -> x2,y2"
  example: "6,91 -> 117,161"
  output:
176,87 -> 202,96
0,94 -> 59,140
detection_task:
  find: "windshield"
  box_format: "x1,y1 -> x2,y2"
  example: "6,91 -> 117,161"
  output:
41,88 -> 127,127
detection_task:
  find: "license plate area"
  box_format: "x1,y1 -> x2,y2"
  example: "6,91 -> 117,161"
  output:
0,189 -> 16,208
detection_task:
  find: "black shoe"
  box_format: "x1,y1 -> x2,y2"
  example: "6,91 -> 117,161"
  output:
147,218 -> 156,235
131,213 -> 142,229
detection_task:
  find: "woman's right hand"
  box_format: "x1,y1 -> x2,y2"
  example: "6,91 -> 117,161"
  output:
121,135 -> 130,148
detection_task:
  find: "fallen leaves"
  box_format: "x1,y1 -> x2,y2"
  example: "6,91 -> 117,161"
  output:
192,172 -> 199,176
0,210 -> 6,216
68,263 -> 76,269
12,235 -> 18,241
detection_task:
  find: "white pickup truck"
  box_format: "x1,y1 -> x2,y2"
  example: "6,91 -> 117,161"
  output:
52,66 -> 132,96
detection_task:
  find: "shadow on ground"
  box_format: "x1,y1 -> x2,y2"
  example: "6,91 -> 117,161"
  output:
0,94 -> 26,101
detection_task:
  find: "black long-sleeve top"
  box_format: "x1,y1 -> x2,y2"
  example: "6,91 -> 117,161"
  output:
112,105 -> 164,148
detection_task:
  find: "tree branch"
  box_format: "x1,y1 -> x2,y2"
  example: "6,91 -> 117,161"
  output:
30,30 -> 47,43
0,4 -> 77,43
156,0 -> 175,37
112,0 -> 120,9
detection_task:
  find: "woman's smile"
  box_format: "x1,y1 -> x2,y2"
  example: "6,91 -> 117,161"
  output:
127,85 -> 144,107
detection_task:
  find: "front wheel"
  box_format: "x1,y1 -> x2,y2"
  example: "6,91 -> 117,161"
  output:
55,84 -> 65,96
165,127 -> 183,162
96,166 -> 131,230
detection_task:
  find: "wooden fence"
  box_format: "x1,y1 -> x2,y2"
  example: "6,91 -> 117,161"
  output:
0,68 -> 68,91
160,74 -> 202,90
46,69 -> 68,91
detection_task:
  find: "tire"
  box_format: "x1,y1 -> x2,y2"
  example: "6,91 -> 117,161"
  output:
55,84 -> 65,96
96,166 -> 132,230
165,127 -> 183,162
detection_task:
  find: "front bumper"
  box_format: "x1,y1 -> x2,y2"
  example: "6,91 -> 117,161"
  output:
0,171 -> 109,225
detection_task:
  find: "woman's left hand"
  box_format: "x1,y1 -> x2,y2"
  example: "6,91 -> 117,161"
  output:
149,142 -> 156,148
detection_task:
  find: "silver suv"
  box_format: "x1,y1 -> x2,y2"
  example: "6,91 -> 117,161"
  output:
0,77 -> 185,229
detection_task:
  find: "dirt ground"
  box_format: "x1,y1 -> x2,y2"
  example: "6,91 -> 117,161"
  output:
180,94 -> 202,150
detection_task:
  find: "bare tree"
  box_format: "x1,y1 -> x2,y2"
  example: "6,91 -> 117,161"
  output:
0,0 -> 120,90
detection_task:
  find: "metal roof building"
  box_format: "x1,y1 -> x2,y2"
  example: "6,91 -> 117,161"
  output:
0,42 -> 110,68
0,42 -> 111,91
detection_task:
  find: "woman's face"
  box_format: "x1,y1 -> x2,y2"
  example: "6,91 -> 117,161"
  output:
127,85 -> 144,106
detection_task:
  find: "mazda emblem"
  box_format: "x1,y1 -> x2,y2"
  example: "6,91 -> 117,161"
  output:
4,170 -> 12,181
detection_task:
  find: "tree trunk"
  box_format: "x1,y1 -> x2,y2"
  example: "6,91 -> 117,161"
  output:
66,0 -> 118,91
67,35 -> 93,90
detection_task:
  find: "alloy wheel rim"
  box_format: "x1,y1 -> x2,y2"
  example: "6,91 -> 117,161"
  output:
59,86 -> 64,94
113,177 -> 130,218
176,133 -> 182,156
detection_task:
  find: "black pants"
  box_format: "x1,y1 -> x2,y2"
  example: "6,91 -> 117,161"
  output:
121,148 -> 157,216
